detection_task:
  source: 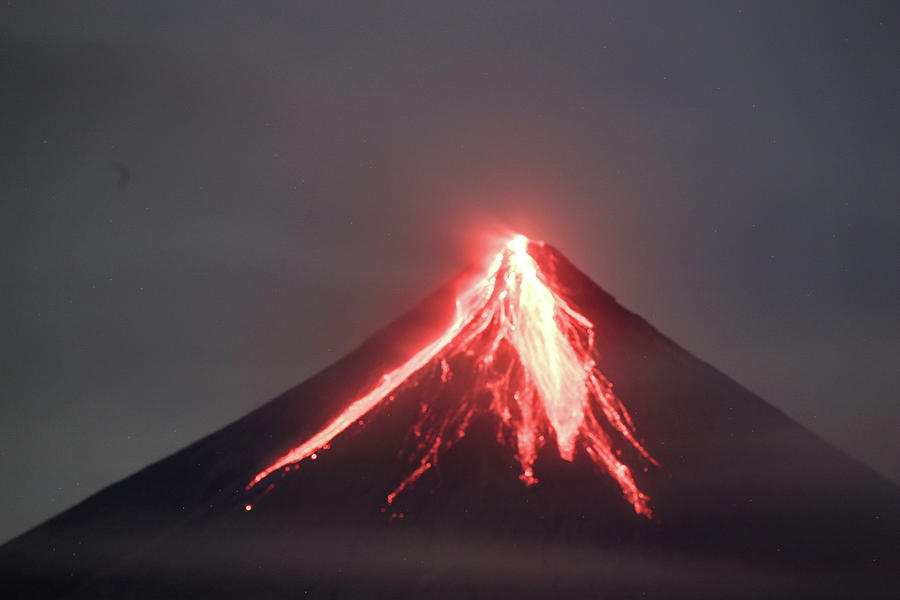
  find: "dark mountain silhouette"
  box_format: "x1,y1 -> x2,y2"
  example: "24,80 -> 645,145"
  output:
2,241 -> 897,599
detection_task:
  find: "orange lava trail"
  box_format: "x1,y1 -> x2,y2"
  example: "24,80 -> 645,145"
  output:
249,234 -> 657,517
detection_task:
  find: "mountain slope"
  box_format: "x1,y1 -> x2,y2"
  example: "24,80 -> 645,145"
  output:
2,239 -> 897,599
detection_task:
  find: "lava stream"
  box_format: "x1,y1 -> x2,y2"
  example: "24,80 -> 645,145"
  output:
249,234 -> 657,517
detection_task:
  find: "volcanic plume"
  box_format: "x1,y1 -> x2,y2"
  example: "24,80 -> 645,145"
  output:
1,235 -> 897,599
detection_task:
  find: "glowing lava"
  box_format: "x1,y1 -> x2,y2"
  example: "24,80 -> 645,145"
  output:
249,234 -> 657,517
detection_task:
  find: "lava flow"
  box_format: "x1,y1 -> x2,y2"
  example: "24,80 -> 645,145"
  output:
248,235 -> 657,517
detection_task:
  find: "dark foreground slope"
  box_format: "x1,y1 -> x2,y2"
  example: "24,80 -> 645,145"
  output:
2,243 -> 897,599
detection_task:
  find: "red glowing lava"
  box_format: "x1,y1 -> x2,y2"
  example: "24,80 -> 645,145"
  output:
249,234 -> 657,517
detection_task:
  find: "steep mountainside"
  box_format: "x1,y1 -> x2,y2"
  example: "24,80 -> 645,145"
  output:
2,239 -> 896,599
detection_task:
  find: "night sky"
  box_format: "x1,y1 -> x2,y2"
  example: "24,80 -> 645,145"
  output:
1,2 -> 897,544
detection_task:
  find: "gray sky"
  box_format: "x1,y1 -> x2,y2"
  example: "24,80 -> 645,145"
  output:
1,1 -> 897,544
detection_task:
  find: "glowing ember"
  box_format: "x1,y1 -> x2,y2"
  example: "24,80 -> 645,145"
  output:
248,234 -> 657,517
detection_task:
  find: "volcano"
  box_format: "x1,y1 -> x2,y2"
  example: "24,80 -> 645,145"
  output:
2,236 -> 897,599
